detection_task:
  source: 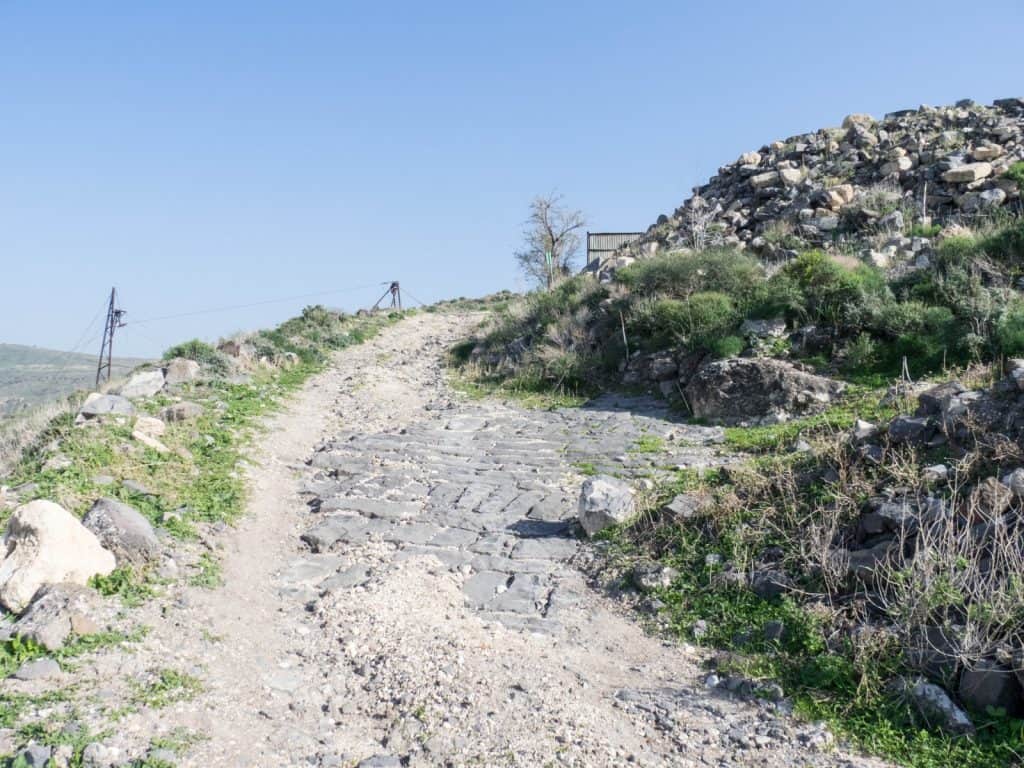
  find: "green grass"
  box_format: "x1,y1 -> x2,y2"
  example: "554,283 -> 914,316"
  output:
723,384 -> 898,453
448,369 -> 588,410
630,434 -> 665,453
189,552 -> 223,589
0,628 -> 144,680
89,567 -> 158,607
130,668 -> 203,709
148,728 -> 207,756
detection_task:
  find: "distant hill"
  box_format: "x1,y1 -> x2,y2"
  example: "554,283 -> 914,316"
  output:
0,343 -> 149,417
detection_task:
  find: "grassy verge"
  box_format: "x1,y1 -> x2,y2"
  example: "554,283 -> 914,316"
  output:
598,454 -> 1024,768
448,365 -> 589,410
3,309 -> 404,531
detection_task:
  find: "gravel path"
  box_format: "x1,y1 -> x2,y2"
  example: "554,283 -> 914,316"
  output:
83,312 -> 889,767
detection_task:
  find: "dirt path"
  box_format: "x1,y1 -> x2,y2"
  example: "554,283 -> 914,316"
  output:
90,312 -> 887,767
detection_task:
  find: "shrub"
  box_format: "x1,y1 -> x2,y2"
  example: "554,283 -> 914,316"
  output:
996,300 -> 1024,357
841,333 -> 877,373
616,249 -> 765,307
1005,161 -> 1024,188
908,222 -> 942,238
779,251 -> 886,328
889,305 -> 960,374
710,335 -> 744,358
162,339 -> 230,375
163,339 -> 218,364
983,219 -> 1024,267
627,293 -> 738,352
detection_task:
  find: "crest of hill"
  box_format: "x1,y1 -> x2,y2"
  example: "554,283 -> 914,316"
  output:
600,97 -> 1024,276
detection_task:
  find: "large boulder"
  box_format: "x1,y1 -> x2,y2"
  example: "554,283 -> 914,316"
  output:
683,358 -> 844,424
115,370 -> 165,400
82,498 -> 160,566
577,476 -> 635,536
78,394 -> 134,420
163,358 -> 201,386
959,659 -> 1024,717
11,583 -> 103,651
0,500 -> 116,613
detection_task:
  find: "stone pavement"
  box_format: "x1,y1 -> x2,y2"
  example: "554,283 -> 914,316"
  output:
281,393 -> 724,635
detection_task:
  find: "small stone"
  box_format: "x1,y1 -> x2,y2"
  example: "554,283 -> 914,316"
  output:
577,476 -> 634,536
852,419 -> 878,442
356,757 -> 402,768
764,620 -> 787,643
900,676 -> 975,735
750,171 -> 781,189
78,393 -> 134,419
160,401 -> 204,422
115,369 -> 165,399
11,657 -> 61,681
1001,468 -> 1024,498
17,743 -> 52,767
123,479 -> 156,497
82,498 -> 160,565
750,569 -> 791,599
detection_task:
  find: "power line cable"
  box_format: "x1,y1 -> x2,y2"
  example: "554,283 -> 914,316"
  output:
402,289 -> 429,307
129,282 -> 382,326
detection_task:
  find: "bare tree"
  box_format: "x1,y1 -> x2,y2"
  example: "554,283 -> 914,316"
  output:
514,194 -> 586,290
687,187 -> 720,250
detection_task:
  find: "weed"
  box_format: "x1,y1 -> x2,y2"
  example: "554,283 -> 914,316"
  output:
130,668 -> 203,709
89,567 -> 157,607
189,553 -> 223,589
631,435 -> 665,454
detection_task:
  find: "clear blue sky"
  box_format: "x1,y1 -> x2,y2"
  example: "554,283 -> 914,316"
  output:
2,1 -> 1023,357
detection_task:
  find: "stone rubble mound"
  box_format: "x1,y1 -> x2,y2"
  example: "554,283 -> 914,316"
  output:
599,98 -> 1024,276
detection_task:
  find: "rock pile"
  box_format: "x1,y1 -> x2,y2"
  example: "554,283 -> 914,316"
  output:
821,365 -> 1024,728
598,98 -> 1024,277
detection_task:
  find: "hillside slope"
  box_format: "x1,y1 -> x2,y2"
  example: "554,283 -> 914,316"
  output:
0,344 -> 147,417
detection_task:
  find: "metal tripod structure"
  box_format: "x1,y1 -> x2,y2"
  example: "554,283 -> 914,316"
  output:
371,281 -> 402,311
95,287 -> 127,387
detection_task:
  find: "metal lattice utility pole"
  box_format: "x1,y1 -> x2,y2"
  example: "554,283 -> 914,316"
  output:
95,287 -> 127,387
371,281 -> 402,312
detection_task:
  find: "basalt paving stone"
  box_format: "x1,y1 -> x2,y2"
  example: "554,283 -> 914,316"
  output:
510,537 -> 579,560
322,497 -> 422,520
427,527 -> 480,548
319,563 -> 373,593
486,572 -> 551,614
462,571 -> 511,608
276,556 -> 348,586
378,522 -> 442,546
395,545 -> 474,570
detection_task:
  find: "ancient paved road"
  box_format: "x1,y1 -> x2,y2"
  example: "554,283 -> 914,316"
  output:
119,312 -> 887,767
